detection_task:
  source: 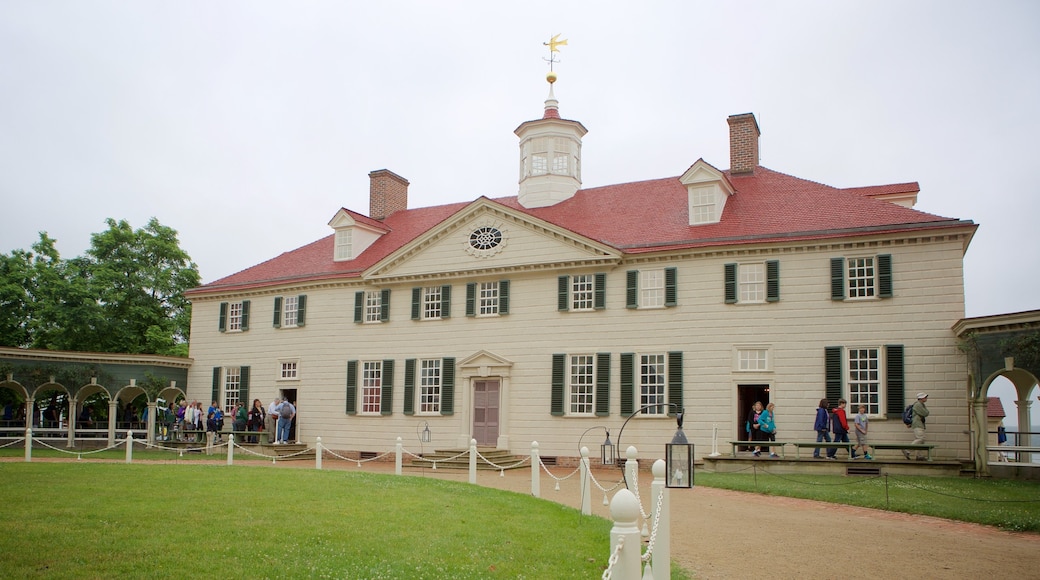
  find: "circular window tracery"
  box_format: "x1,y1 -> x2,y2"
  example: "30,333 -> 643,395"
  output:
469,226 -> 503,251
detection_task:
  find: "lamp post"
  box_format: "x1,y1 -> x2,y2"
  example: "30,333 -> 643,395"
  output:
579,425 -> 616,467
614,403 -> 694,489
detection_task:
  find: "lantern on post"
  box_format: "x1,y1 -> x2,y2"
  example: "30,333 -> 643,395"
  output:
601,429 -> 615,466
665,410 -> 694,488
418,421 -> 432,443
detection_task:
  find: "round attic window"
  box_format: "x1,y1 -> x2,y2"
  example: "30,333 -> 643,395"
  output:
469,226 -> 503,251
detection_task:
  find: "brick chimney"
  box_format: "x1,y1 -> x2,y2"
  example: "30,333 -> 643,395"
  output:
727,113 -> 760,175
368,169 -> 409,220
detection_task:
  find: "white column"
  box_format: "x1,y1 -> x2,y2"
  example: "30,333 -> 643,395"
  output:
651,459 -> 670,580
316,437 -> 323,470
1015,398 -> 1034,462
580,447 -> 591,516
107,400 -> 118,447
125,431 -> 133,463
395,437 -> 403,475
145,401 -> 157,446
66,397 -> 77,448
530,441 -> 540,498
469,438 -> 478,484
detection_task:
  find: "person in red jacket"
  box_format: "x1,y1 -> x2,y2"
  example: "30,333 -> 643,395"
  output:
831,399 -> 853,459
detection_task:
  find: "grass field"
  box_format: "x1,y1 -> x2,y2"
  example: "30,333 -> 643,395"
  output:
0,462 -> 618,579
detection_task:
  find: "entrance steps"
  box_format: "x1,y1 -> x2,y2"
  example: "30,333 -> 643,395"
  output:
409,447 -> 526,471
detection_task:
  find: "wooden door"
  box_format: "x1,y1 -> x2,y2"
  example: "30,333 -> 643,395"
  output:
472,380 -> 500,447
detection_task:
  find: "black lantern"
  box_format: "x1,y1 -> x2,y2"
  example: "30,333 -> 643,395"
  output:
601,429 -> 615,466
665,411 -> 694,488
419,421 -> 432,443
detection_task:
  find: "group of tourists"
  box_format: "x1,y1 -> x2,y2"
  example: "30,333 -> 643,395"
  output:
811,398 -> 873,460
151,396 -> 297,445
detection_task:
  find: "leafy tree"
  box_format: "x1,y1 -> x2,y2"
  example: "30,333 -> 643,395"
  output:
0,218 -> 200,356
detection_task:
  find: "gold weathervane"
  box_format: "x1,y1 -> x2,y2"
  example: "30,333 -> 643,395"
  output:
543,34 -> 567,83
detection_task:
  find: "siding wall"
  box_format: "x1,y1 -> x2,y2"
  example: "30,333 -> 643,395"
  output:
187,230 -> 970,461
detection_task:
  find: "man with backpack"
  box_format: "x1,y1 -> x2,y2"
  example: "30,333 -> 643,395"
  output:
276,398 -> 296,445
904,393 -> 930,460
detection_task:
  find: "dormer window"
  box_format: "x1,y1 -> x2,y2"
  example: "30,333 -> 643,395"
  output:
680,159 -> 735,226
689,187 -> 718,225
335,229 -> 353,261
328,208 -> 389,262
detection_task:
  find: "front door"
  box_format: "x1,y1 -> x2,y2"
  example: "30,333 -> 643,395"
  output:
737,384 -> 769,449
472,380 -> 500,447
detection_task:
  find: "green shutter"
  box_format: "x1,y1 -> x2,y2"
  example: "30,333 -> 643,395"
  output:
411,287 -> 421,320
381,359 -> 394,415
441,358 -> 455,415
465,283 -> 476,317
558,276 -> 570,311
877,254 -> 893,298
668,351 -> 683,415
380,289 -> 390,321
296,295 -> 306,327
345,361 -> 358,415
620,353 -> 635,416
441,285 -> 451,318
239,366 -> 250,406
886,344 -> 905,416
595,352 -> 611,417
626,271 -> 638,309
825,346 -> 843,404
766,260 -> 780,302
551,354 -> 566,416
499,280 -> 509,314
354,291 -> 364,323
831,258 -> 846,300
724,263 -> 737,304
218,302 -> 228,332
240,300 -> 250,330
664,267 -> 677,307
594,273 -> 606,310
273,297 -> 282,328
403,359 -> 416,415
211,367 -> 221,405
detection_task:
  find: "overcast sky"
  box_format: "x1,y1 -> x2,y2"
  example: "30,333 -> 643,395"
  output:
2,1 -> 1038,322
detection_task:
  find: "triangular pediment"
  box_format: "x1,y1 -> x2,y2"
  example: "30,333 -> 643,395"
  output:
459,350 -> 514,369
680,158 -> 735,195
364,197 -> 621,281
328,208 -> 391,234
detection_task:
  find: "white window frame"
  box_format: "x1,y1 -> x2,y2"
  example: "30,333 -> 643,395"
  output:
478,281 -> 499,316
640,270 -> 665,309
360,361 -> 382,415
846,257 -> 877,299
847,347 -> 882,415
364,291 -> 382,323
736,347 -> 771,372
738,263 -> 766,303
568,354 -> 595,416
639,353 -> 667,415
282,295 -> 299,328
335,229 -> 353,261
689,187 -> 716,225
223,367 -> 241,413
571,274 -> 595,311
279,360 -> 299,381
419,359 -> 441,414
422,287 -> 442,321
227,302 -> 243,332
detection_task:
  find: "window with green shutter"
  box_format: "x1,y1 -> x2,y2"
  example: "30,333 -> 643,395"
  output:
296,295 -> 306,326
218,303 -> 228,332
272,297 -> 282,328
664,268 -> 677,307
440,358 -> 455,415
211,367 -> 221,404
620,353 -> 635,416
551,354 -> 566,416
594,273 -> 607,310
465,283 -> 476,317
403,359 -> 416,415
878,254 -> 893,298
354,291 -> 364,323
380,289 -> 391,322
240,300 -> 250,331
667,351 -> 683,415
825,346 -> 843,403
724,263 -> 737,303
625,271 -> 638,309
239,366 -> 250,406
440,285 -> 451,318
558,276 -> 569,311
346,360 -> 358,415
499,280 -> 509,314
885,344 -> 904,416
411,288 -> 422,320
595,352 -> 611,417
380,360 -> 394,416
766,260 -> 780,302
830,258 -> 846,300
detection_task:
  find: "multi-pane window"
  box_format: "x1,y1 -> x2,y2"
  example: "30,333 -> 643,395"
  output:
364,291 -> 383,323
419,359 -> 442,414
479,282 -> 499,316
640,354 -> 666,414
848,348 -> 880,414
532,153 -> 548,176
282,296 -> 299,327
423,287 -> 442,320
689,188 -> 715,225
361,361 -> 382,414
847,257 -> 876,299
552,139 -> 570,174
335,229 -> 352,261
640,270 -> 664,308
739,263 -> 765,303
568,355 -> 595,415
738,349 -> 769,371
571,275 -> 594,311
223,367 -> 241,413
227,302 -> 243,331
280,361 -> 298,380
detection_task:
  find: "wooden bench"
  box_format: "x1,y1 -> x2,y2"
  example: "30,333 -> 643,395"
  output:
870,443 -> 936,461
728,441 -> 789,458
986,445 -> 1040,462
791,441 -> 855,459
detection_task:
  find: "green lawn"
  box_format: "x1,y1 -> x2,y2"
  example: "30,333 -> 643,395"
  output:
0,463 -> 618,578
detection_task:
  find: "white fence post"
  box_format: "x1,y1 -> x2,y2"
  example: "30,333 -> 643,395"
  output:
395,436 -> 403,475
469,438 -> 478,484
580,446 -> 591,515
651,459 -> 670,580
608,488 -> 642,580
530,441 -> 540,497
125,431 -> 134,464
709,423 -> 721,457
624,445 -> 638,492
316,437 -> 323,470
227,434 -> 235,466
24,427 -> 31,462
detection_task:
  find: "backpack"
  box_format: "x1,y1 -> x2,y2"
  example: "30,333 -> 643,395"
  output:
279,403 -> 293,419
902,404 -> 914,427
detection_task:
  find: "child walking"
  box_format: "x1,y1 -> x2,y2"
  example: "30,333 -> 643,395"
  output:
854,404 -> 873,460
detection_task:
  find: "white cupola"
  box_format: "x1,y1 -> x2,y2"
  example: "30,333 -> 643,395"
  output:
514,73 -> 587,208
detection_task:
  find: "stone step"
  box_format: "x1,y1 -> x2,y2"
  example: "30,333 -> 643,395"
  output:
409,448 -> 527,471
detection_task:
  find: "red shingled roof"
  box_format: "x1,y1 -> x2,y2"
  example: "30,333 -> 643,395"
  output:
187,166 -> 972,296
987,397 -> 1007,419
